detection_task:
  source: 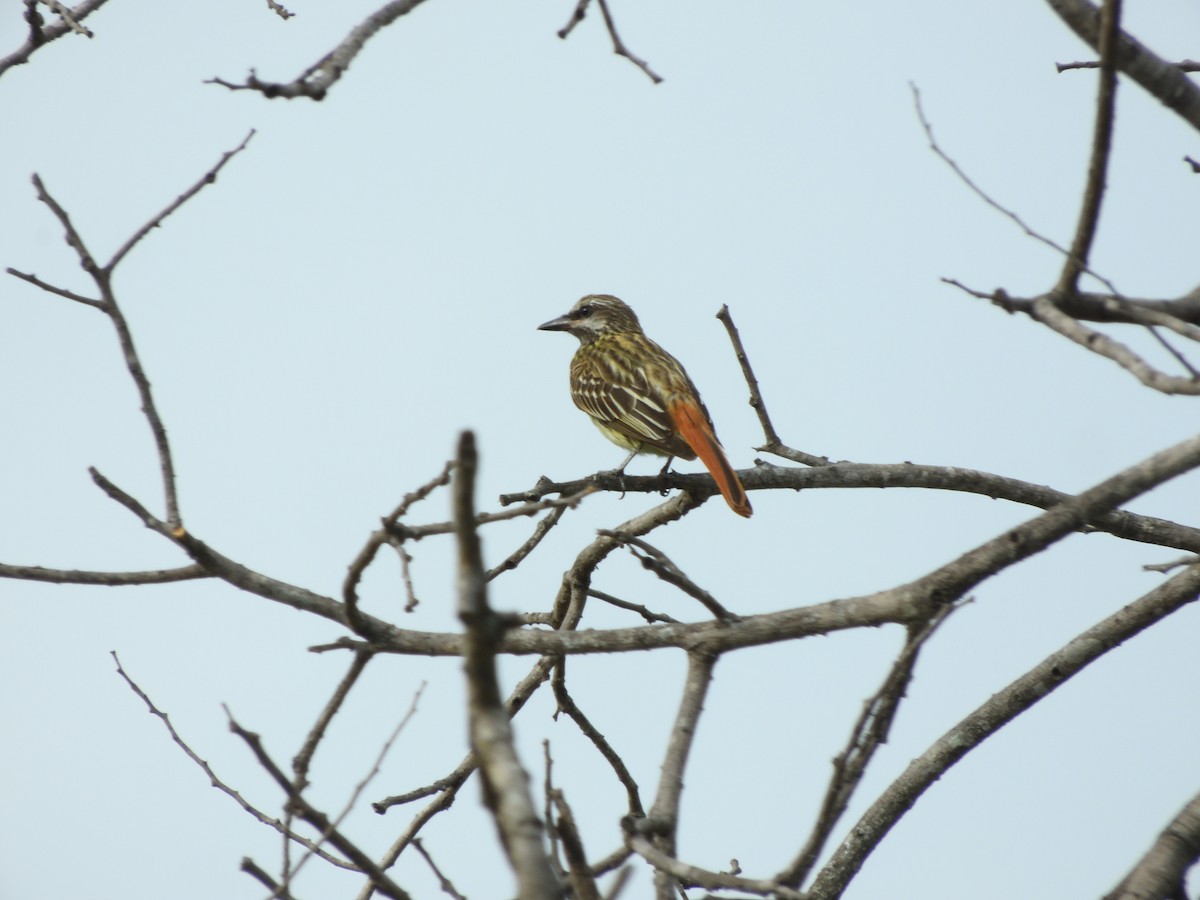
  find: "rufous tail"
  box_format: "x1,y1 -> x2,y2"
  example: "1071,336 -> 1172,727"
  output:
669,398 -> 752,518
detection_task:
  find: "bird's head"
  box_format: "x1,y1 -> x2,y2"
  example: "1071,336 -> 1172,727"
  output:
537,294 -> 643,344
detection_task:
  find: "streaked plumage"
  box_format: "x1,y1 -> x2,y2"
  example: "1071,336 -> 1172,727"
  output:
538,294 -> 752,517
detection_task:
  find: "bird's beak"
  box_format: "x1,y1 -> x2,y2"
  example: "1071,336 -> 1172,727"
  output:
537,312 -> 573,332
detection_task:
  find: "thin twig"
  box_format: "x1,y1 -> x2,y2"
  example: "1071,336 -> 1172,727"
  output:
226,708 -> 412,900
111,652 -> 355,870
911,83 -> 1119,296
1055,0 -> 1120,295
106,130 -> 256,271
1143,555 -> 1200,574
552,658 -> 644,816
597,531 -> 738,621
487,505 -> 570,581
594,0 -> 662,83
1146,326 -> 1200,379
557,0 -> 590,39
4,269 -> 102,308
394,541 -> 420,612
588,588 -> 679,624
543,741 -> 565,878
552,790 -> 602,900
716,304 -> 781,449
411,839 -> 467,900
292,650 -> 375,789
343,460 -> 454,631
602,865 -> 633,900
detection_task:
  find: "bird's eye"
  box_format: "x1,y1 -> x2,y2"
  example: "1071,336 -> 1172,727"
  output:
577,305 -> 592,317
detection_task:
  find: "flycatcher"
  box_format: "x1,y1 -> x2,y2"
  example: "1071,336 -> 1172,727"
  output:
538,294 -> 752,517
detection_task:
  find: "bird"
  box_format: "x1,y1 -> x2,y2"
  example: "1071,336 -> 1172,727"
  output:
538,294 -> 752,517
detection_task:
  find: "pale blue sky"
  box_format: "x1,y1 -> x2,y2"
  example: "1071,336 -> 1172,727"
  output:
2,2 -> 1199,898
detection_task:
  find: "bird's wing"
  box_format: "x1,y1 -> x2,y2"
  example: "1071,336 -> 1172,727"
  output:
570,339 -> 683,455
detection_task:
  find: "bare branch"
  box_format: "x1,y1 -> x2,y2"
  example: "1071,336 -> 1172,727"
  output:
510,458 -> 1200,557
292,651 -> 375,790
411,839 -> 467,900
601,864 -> 633,899
287,682 -> 426,890
0,562 -> 209,585
598,531 -> 738,621
29,173 -> 100,274
588,588 -> 679,624
487,505 -> 570,581
552,658 -> 644,816
809,562 -> 1200,899
0,0 -> 108,77
1044,0 -> 1200,133
367,495 -> 699,881
778,601 -> 964,887
343,460 -> 454,630
241,857 -> 299,900
22,134 -> 240,530
625,833 -> 804,899
208,0 -> 430,100
945,281 -> 1200,331
1104,788 -> 1200,900
40,1 -> 93,36
89,467 -> 365,630
557,0 -> 590,39
265,0 -> 295,21
903,432 -> 1200,612
557,0 -> 661,83
716,303 -> 787,453
386,430 -> 1200,659
645,651 -> 716,897
454,430 -> 559,898
948,282 -> 1200,392
594,0 -> 661,84
542,741 -> 566,880
1055,0 -> 1120,295
1143,555 -> 1200,574
1030,294 -> 1200,394
552,791 -> 602,900
1057,58 -> 1200,73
